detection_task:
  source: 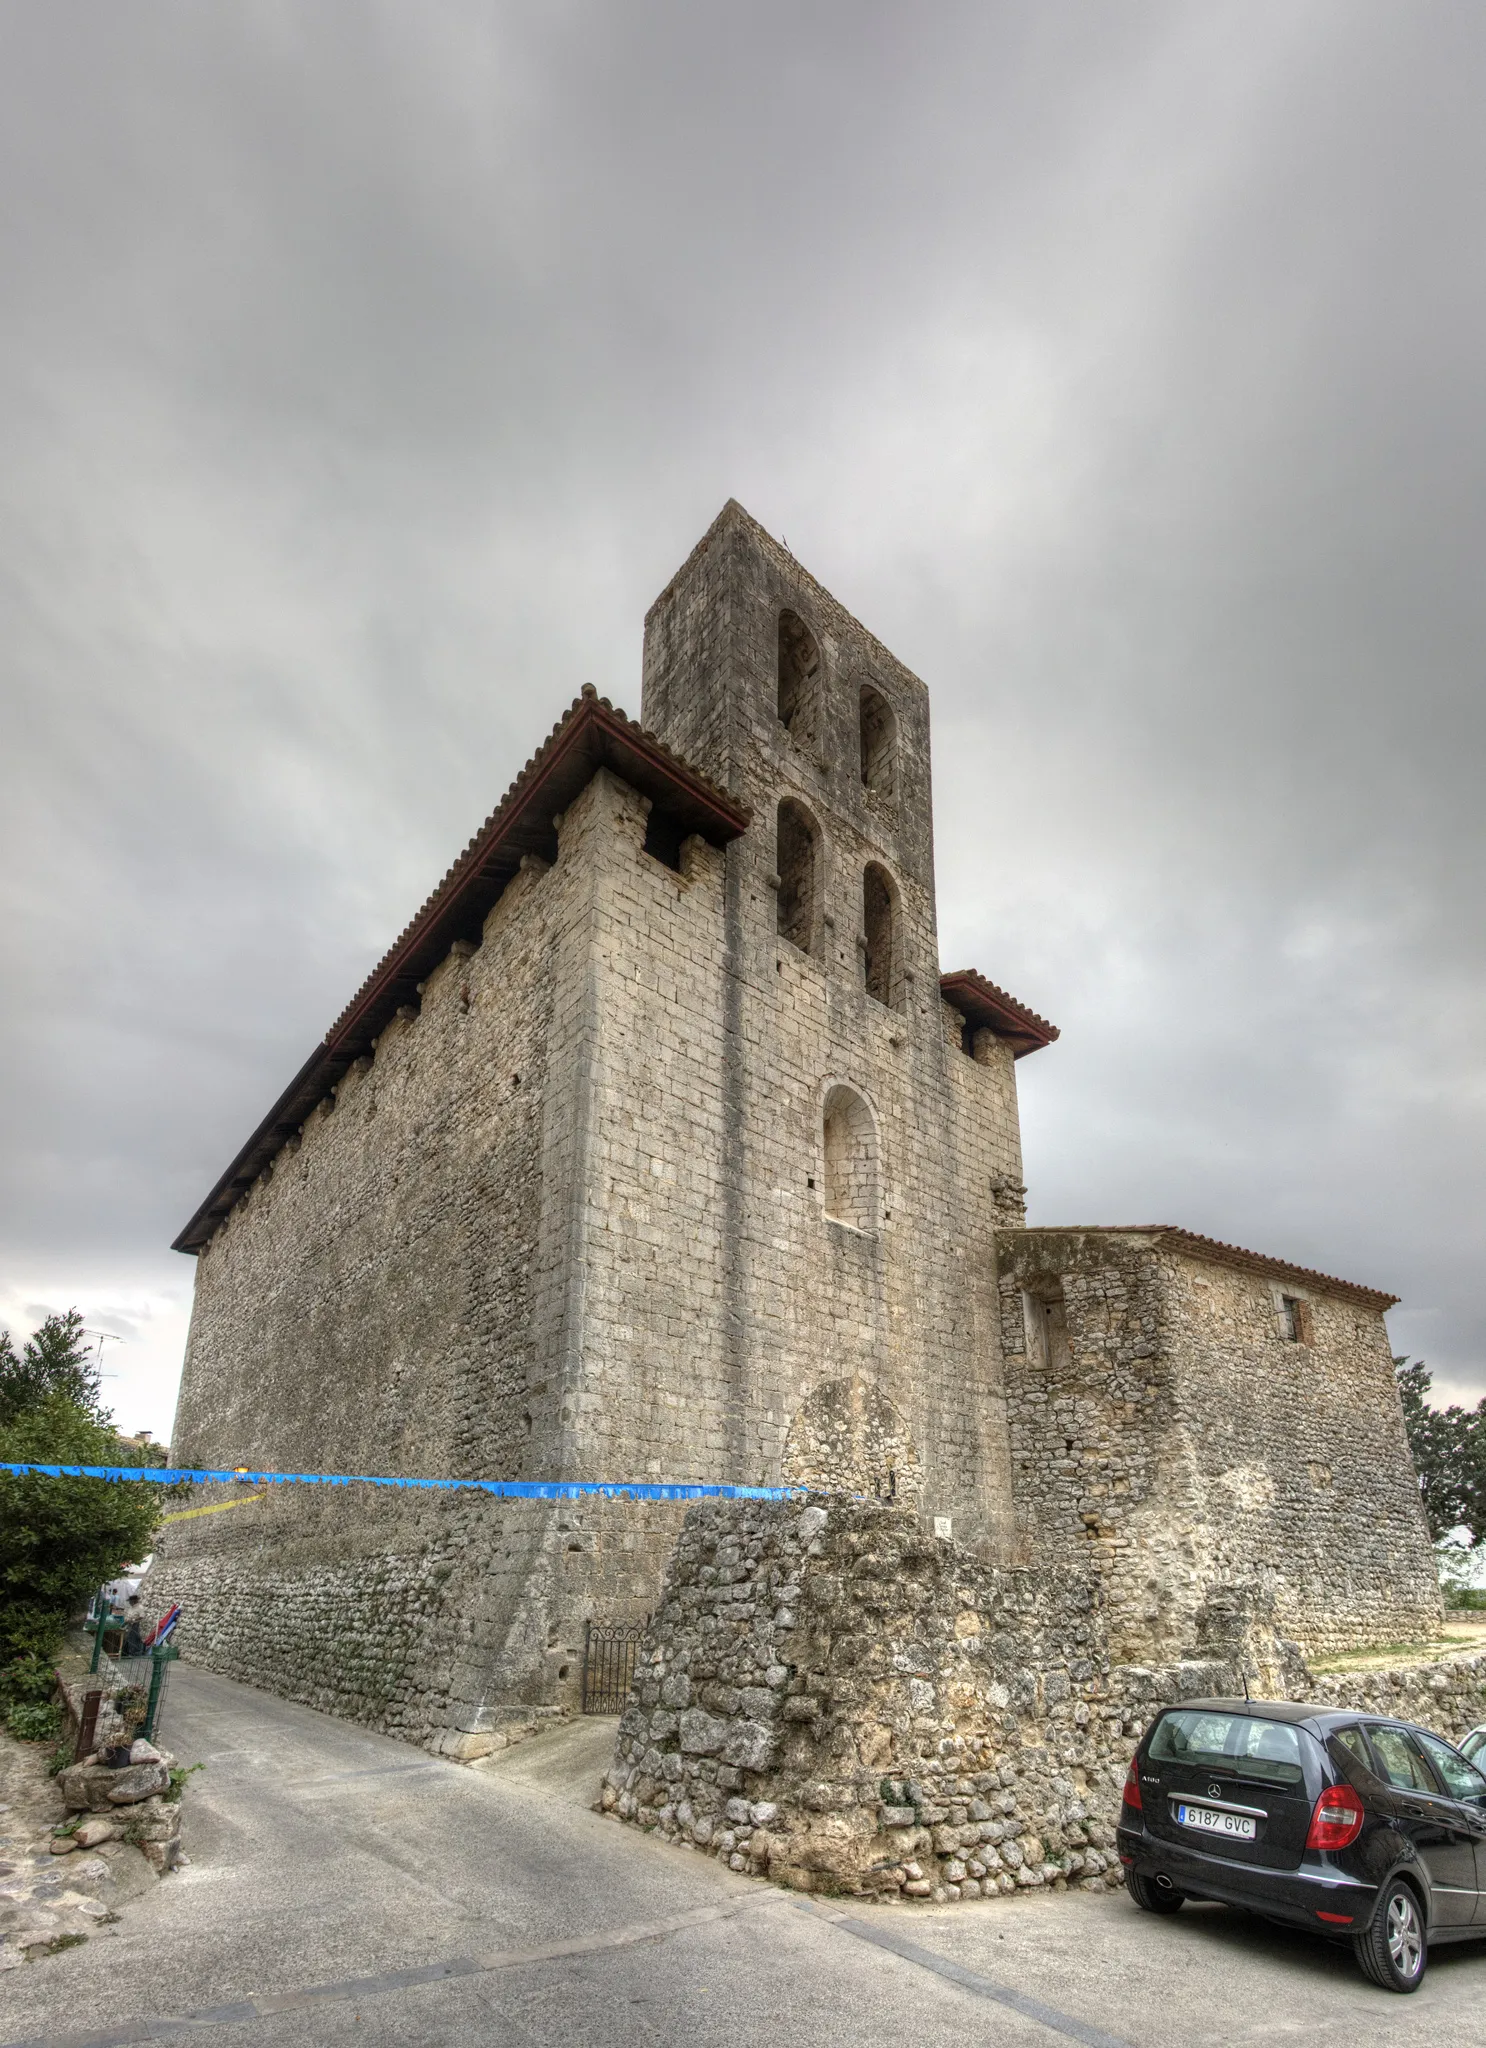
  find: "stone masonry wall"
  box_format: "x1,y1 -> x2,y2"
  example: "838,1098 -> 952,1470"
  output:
997,1229 -> 1440,1662
638,501 -> 1024,1553
604,1498 -> 1486,1906
149,1483 -> 686,1751
159,770 -> 692,1732
1309,1652 -> 1486,1738
604,1497 -> 1246,1900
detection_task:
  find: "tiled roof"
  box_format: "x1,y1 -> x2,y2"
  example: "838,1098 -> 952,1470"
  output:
939,969 -> 1059,1057
173,688 -> 750,1252
1014,1225 -> 1398,1308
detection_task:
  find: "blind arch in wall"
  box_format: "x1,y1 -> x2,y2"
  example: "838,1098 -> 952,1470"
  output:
823,1083 -> 877,1230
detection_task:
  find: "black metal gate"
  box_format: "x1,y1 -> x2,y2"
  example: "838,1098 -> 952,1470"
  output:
581,1619 -> 646,1714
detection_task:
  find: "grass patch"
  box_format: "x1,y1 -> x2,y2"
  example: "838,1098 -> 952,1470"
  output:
1309,1634 -> 1486,1675
38,1933 -> 88,1956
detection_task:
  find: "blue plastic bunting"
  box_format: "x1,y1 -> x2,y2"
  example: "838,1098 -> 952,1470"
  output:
0,1461 -> 801,1501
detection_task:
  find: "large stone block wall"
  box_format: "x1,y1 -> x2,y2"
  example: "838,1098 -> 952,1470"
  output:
172,843 -> 566,1486
160,769 -> 698,1726
997,1229 -> 1440,1661
603,1498 -> 1483,1906
642,501 -> 935,890
638,501 -> 1024,1552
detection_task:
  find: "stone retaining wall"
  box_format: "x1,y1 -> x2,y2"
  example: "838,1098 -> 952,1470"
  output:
602,1497 -> 1477,1905
1309,1651 -> 1486,1738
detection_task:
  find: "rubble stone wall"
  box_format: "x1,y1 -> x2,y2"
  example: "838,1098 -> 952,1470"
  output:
997,1229 -> 1440,1662
604,1498 -> 1482,1905
149,1484 -> 685,1749
604,1496 -> 1239,1900
1308,1652 -> 1486,1737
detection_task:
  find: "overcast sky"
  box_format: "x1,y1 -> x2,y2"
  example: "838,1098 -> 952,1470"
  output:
2,1 -> 1482,1442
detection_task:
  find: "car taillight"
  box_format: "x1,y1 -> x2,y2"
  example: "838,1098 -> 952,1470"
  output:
1306,1785 -> 1363,1850
1122,1758 -> 1142,1811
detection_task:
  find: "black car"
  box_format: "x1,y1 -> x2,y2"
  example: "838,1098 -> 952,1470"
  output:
1117,1697 -> 1486,1991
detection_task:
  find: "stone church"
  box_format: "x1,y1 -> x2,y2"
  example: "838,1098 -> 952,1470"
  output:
156,501 -> 1438,1750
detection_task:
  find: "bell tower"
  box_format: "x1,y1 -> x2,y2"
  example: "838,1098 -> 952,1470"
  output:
640,500 -> 1019,1555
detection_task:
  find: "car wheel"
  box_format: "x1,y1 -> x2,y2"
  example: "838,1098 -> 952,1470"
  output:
1353,1877 -> 1427,1993
1125,1867 -> 1184,1914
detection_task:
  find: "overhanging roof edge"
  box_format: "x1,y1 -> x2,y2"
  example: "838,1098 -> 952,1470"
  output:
172,689 -> 750,1254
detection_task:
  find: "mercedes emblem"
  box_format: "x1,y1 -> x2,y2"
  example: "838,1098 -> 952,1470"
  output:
1208,1783 -> 1222,1798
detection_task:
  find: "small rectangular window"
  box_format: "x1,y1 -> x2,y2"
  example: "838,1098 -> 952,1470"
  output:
1280,1295 -> 1311,1344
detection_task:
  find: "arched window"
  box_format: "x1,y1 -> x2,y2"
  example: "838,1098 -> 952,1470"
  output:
822,1085 -> 877,1231
778,610 -> 821,746
859,684 -> 897,797
862,862 -> 898,1005
776,799 -> 821,955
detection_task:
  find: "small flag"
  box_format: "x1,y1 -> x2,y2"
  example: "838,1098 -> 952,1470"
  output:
144,1603 -> 181,1648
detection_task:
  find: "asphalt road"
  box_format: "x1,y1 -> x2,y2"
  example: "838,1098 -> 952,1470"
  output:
3,1666 -> 1485,2048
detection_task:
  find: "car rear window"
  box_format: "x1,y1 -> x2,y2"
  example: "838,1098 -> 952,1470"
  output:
1148,1709 -> 1306,1786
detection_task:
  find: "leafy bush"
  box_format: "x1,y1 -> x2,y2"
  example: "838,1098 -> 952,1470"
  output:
6,1699 -> 63,1742
0,1400 -> 170,1663
0,1653 -> 58,1709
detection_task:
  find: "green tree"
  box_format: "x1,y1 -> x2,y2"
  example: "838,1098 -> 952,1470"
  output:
1395,1356 -> 1486,1545
0,1311 -> 172,1663
0,1309 -> 101,1426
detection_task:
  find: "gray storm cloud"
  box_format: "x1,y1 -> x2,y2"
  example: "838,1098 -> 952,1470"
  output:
1,0 -> 1481,1434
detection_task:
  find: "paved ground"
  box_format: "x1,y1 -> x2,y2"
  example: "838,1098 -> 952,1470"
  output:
3,1667 -> 1486,2048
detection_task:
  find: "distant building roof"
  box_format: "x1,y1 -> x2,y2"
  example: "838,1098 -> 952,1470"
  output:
173,688 -> 750,1253
1013,1224 -> 1398,1309
939,969 -> 1059,1058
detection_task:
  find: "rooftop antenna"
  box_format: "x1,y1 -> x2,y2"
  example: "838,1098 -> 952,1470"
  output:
84,1329 -> 125,1378
1241,1665 -> 1251,1702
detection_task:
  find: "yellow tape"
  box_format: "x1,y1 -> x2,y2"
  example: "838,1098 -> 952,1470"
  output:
161,1492 -> 263,1524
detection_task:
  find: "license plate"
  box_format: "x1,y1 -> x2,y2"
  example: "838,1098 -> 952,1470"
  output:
1175,1803 -> 1257,1841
